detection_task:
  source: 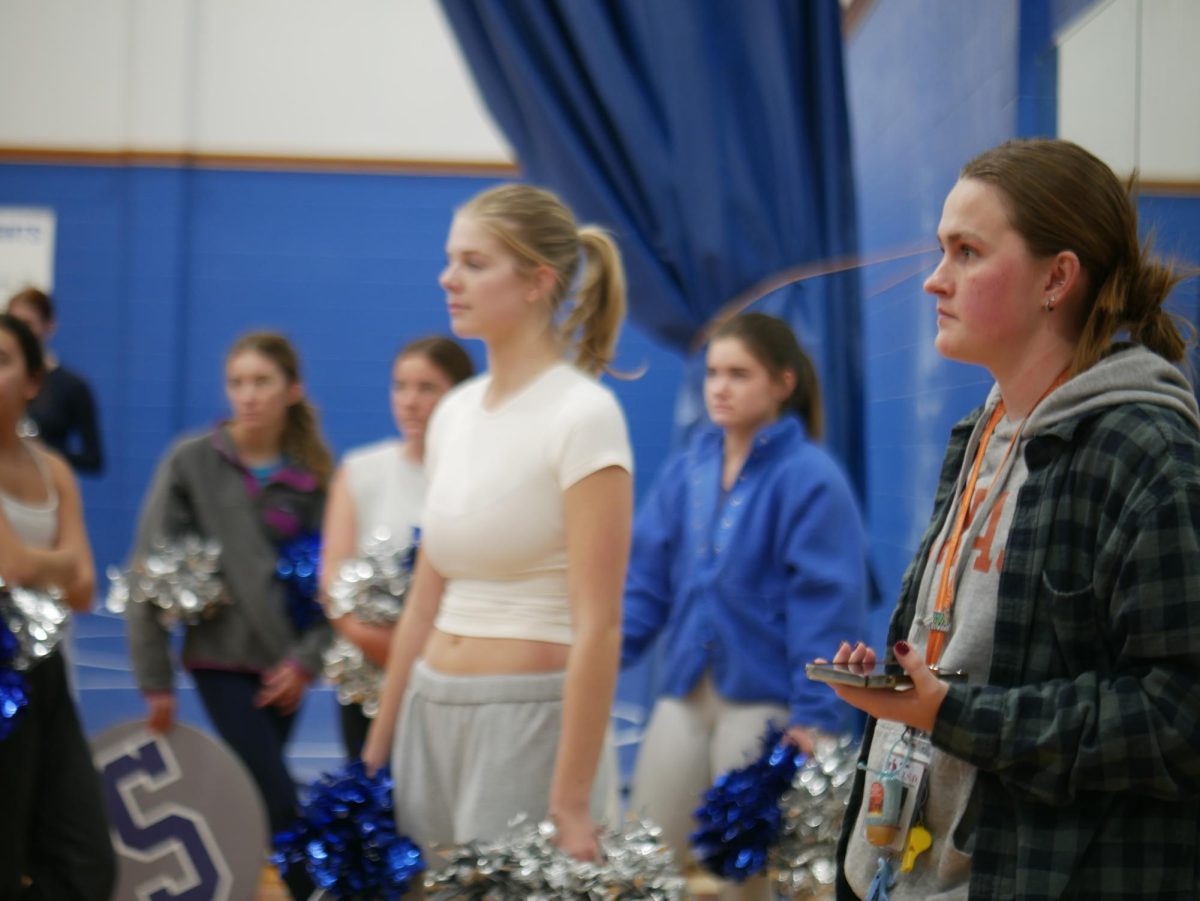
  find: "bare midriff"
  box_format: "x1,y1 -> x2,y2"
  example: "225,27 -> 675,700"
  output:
423,629 -> 570,675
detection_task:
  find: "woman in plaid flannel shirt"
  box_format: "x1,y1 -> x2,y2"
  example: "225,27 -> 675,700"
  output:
830,139 -> 1200,899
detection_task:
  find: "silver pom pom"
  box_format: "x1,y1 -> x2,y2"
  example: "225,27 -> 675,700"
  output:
427,815 -> 686,900
106,535 -> 229,629
323,529 -> 413,713
0,576 -> 70,670
769,732 -> 859,899
322,637 -> 385,717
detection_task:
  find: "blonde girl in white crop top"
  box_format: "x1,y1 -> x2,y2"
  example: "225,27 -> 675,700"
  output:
362,183 -> 633,863
319,336 -> 473,756
0,312 -> 115,901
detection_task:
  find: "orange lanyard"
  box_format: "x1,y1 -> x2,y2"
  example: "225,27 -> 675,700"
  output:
925,371 -> 1068,668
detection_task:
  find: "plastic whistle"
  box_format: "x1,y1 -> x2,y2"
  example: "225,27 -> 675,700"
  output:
900,824 -> 932,873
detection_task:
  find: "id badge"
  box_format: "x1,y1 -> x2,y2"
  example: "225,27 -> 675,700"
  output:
864,726 -> 931,852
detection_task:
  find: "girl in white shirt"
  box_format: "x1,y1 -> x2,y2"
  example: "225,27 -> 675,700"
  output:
362,183 -> 633,867
0,313 -> 115,900
319,336 -> 473,757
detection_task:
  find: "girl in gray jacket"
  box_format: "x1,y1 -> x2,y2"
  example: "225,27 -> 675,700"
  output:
127,332 -> 331,901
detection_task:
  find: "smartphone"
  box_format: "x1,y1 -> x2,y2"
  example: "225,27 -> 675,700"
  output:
805,661 -> 968,689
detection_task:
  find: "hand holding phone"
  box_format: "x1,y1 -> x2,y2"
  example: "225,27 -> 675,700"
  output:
806,660 -> 967,690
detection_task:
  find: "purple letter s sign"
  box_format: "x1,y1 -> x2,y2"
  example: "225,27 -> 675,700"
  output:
92,721 -> 268,901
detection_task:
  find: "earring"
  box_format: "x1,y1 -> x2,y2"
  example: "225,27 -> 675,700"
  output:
1044,294 -> 1056,312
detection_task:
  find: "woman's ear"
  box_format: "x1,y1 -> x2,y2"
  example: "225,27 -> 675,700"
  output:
775,369 -> 797,406
526,264 -> 557,304
287,381 -> 305,406
1043,250 -> 1083,309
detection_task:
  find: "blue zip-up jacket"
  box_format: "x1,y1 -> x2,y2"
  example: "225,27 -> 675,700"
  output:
622,416 -> 868,730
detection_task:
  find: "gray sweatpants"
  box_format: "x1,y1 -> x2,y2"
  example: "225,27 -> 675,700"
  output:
390,660 -> 618,852
629,676 -> 787,901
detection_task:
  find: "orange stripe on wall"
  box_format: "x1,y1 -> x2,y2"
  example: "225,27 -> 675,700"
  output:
0,146 -> 519,178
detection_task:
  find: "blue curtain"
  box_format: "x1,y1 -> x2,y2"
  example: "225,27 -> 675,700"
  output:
440,0 -> 863,492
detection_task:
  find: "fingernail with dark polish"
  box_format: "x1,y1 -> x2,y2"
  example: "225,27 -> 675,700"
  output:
894,640 -> 911,656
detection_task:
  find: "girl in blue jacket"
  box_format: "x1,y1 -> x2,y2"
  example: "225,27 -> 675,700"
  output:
623,312 -> 868,900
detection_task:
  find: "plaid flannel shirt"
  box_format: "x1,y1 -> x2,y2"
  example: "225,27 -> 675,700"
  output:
838,399 -> 1200,899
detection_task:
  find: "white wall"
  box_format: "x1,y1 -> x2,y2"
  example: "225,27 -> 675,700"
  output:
3,0 -> 1195,176
0,0 -> 513,162
1058,0 -> 1200,181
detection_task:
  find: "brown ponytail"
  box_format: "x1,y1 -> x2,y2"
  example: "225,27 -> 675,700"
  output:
227,332 -> 334,488
961,139 -> 1190,374
281,398 -> 333,488
459,183 -> 629,376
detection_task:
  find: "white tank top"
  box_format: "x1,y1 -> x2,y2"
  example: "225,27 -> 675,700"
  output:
342,439 -> 426,548
0,440 -> 59,549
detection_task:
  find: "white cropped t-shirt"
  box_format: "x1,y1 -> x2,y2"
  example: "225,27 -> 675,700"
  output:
423,362 -> 632,645
342,439 -> 425,549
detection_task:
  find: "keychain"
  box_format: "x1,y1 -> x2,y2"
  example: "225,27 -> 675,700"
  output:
865,771 -> 906,847
866,856 -> 897,901
900,777 -> 933,872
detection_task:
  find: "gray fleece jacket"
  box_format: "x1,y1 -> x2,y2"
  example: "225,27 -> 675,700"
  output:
126,428 -> 330,693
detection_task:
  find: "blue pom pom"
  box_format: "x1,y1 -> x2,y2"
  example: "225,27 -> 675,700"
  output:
689,723 -> 805,882
273,761 -> 424,899
275,532 -> 324,633
0,621 -> 29,742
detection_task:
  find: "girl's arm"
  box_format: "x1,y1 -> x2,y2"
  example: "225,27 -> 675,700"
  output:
126,443 -> 192,719
318,467 -> 394,665
782,457 -> 868,737
551,464 -> 633,860
621,453 -> 687,668
0,449 -> 94,610
360,550 -> 446,773
318,466 -> 357,600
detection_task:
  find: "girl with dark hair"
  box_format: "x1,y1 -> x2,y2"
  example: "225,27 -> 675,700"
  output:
0,313 -> 116,899
622,311 -> 868,901
126,331 -> 332,901
362,183 -> 633,866
832,139 -> 1200,898
319,336 -> 474,757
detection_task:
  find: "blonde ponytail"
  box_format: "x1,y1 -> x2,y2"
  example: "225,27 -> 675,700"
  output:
563,226 -> 626,375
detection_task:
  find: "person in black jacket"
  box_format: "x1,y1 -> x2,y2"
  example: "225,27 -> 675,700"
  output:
7,288 -> 104,475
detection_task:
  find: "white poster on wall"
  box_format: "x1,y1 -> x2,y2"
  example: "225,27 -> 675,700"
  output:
0,207 -> 56,302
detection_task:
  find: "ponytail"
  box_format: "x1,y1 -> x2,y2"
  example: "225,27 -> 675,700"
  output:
788,341 -> 825,441
1074,258 -> 1185,374
282,398 -> 334,489
563,226 -> 627,375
